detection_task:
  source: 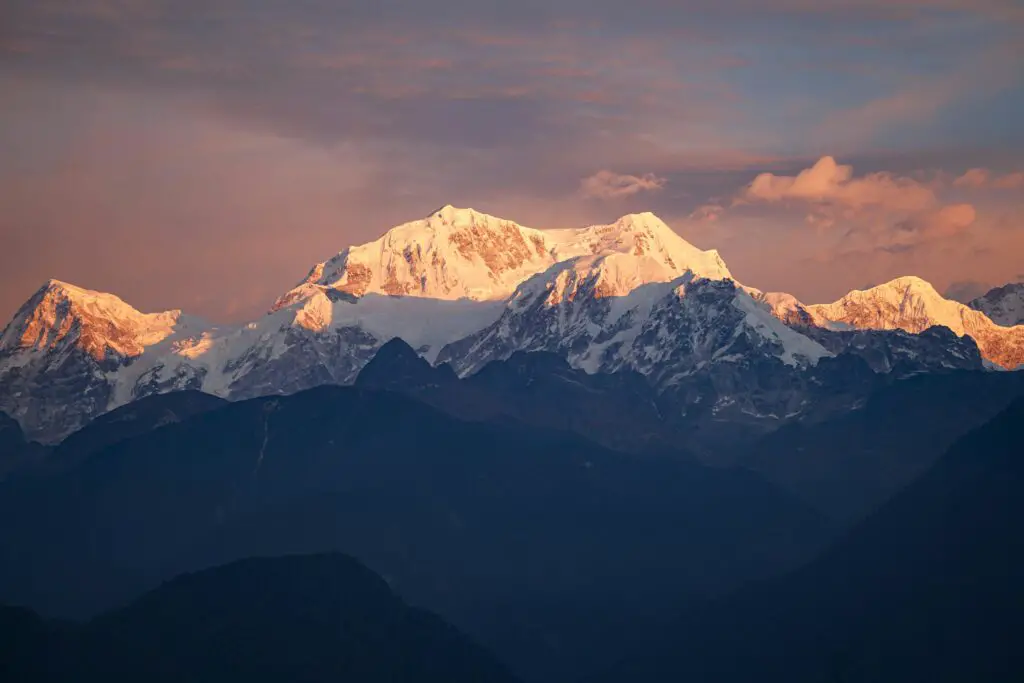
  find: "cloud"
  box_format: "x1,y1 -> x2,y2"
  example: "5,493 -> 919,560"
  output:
717,156 -> 996,266
888,203 -> 977,248
953,168 -> 991,188
688,203 -> 725,222
954,168 -> 1024,189
744,156 -> 936,212
580,170 -> 667,200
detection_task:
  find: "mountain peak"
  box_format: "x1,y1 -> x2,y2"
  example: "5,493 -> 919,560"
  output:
877,275 -> 940,294
34,278 -> 120,304
355,337 -> 458,391
274,208 -> 736,311
615,210 -> 664,224
428,204 -> 478,219
807,275 -> 1024,369
0,279 -> 182,361
970,282 -> 1024,326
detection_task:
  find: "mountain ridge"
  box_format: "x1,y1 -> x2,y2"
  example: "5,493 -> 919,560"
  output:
2,207 -> 1020,442
0,553 -> 521,683
588,398 -> 1024,683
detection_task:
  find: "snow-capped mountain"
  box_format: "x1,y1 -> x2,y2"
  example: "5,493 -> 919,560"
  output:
272,207 -> 729,308
436,266 -> 827,381
0,280 -> 206,440
0,207 -> 1017,443
1,208 -> 733,441
970,283 -> 1024,327
272,205 -> 557,308
793,276 -> 1024,370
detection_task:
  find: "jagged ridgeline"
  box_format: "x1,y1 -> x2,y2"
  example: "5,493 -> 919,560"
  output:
1,206 -> 1021,443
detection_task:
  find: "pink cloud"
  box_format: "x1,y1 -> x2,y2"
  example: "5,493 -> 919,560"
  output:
891,203 -> 977,246
744,156 -> 936,212
580,170 -> 667,200
954,168 -> 1024,190
688,204 -> 724,222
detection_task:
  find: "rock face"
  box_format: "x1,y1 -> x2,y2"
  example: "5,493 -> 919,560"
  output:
0,208 -> 1018,443
438,273 -> 831,424
0,280 -> 202,441
970,282 -> 1024,326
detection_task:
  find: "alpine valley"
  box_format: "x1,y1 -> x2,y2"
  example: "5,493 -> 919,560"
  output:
2,205 -> 1020,447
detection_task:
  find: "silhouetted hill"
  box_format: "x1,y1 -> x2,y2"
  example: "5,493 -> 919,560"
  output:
1,392 -> 227,480
1,553 -> 519,683
49,390 -> 227,470
0,385 -> 831,682
356,340 -> 686,456
590,398 -> 1024,683
355,337 -> 460,391
0,411 -> 45,478
743,369 -> 1024,521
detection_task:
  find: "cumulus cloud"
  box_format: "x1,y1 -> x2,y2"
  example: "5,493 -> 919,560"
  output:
744,156 -> 936,212
953,168 -> 1024,189
580,170 -> 666,200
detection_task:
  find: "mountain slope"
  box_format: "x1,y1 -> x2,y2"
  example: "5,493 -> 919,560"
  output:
804,276 -> 1024,369
438,273 -> 833,438
440,272 -> 828,378
273,205 -> 559,305
0,384 -> 833,682
0,412 -> 46,480
356,339 -> 685,456
1,554 -> 520,683
741,369 -> 1024,521
589,398 -> 1024,683
970,282 -> 1024,326
44,391 -> 228,473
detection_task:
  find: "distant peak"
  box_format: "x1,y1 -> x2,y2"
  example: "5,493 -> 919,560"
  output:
623,210 -> 662,220
875,275 -> 940,295
2,278 -> 182,360
428,204 -> 478,219
375,336 -> 421,358
355,337 -> 457,390
38,278 -> 82,296
34,278 -> 126,304
613,211 -> 668,228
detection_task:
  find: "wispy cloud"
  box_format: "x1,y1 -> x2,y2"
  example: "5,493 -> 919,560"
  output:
580,170 -> 667,200
954,168 -> 1024,189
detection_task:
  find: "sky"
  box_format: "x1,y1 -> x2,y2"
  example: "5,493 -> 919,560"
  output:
2,0 -> 1023,323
